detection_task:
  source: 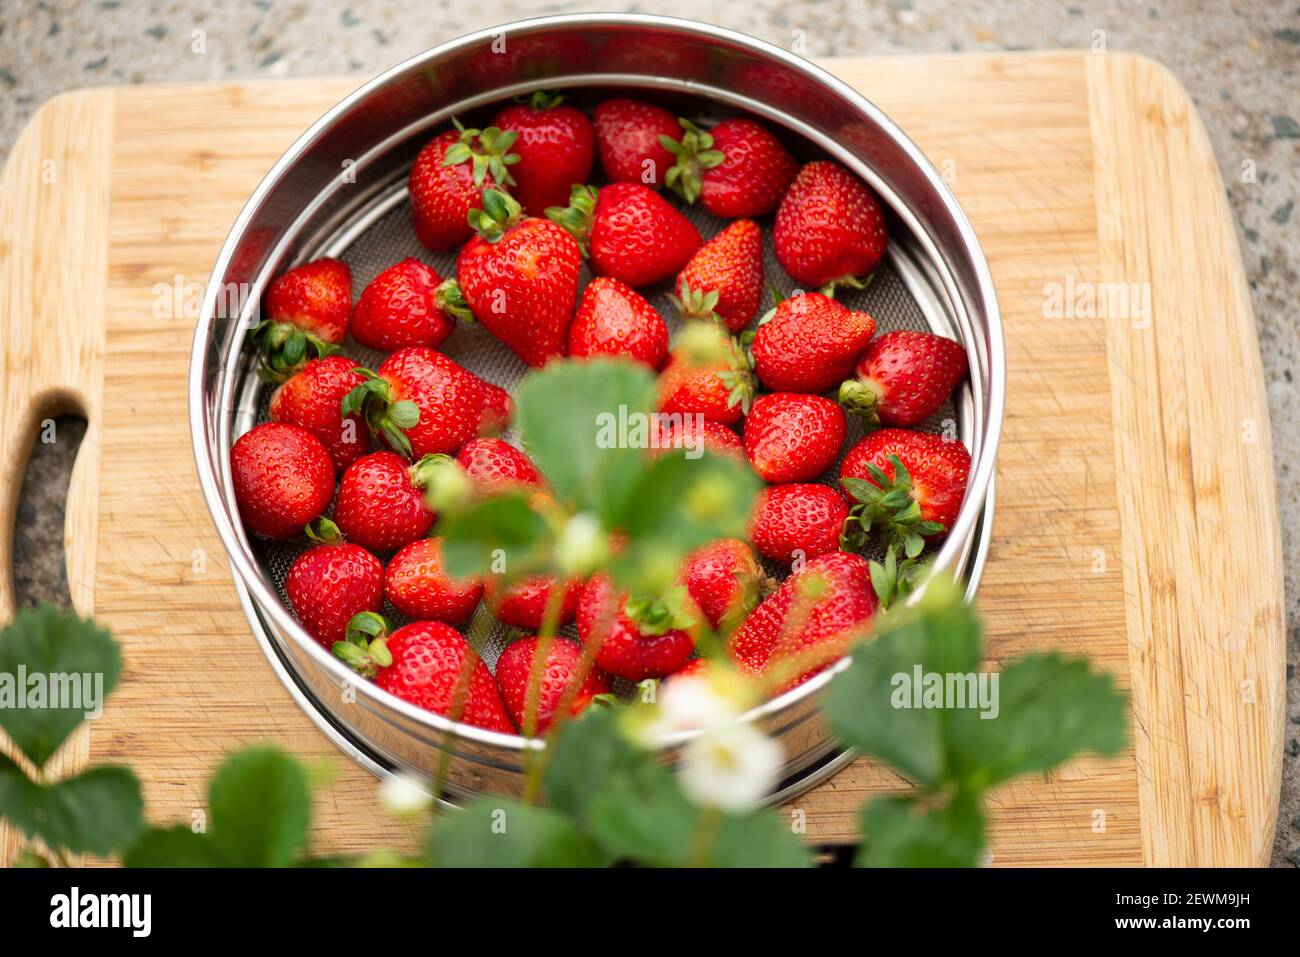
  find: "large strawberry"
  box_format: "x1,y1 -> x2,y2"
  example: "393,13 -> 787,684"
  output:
286,542 -> 383,648
342,346 -> 491,458
671,219 -> 764,333
838,330 -> 968,426
269,355 -> 370,473
495,635 -> 612,735
651,415 -> 744,462
743,392 -> 846,482
727,550 -> 877,691
839,429 -> 971,556
254,258 -> 351,381
456,437 -> 543,490
230,422 -> 334,540
576,574 -> 697,681
384,537 -> 482,624
750,291 -> 876,394
657,325 -> 754,427
749,483 -> 849,565
437,189 -> 581,367
547,183 -> 701,288
331,451 -> 434,554
773,160 -> 889,292
592,97 -> 680,187
407,122 -> 519,252
484,574 -> 581,631
334,617 -> 514,733
491,91 -> 594,215
568,277 -> 669,369
664,118 -> 797,217
679,538 -> 770,630
351,258 -> 455,352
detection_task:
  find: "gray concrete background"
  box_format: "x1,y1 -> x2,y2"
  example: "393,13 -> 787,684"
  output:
1,0 -> 1296,865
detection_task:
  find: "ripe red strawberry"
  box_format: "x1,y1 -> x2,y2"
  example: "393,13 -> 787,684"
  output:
384,537 -> 482,624
332,451 -> 434,554
230,423 -> 333,539
439,189 -> 581,367
456,437 -> 542,490
671,219 -> 764,334
727,550 -> 877,690
651,415 -> 744,461
269,355 -> 371,474
485,574 -> 582,631
568,277 -> 668,369
774,161 -> 889,291
479,381 -> 513,433
286,543 -> 383,648
342,346 -> 492,459
657,328 -> 755,427
680,538 -> 770,630
839,330 -> 969,426
335,617 -> 514,733
592,98 -> 680,187
664,118 -> 797,218
839,429 -> 971,556
491,91 -> 594,215
743,393 -> 846,482
351,258 -> 455,352
576,574 -> 697,681
408,123 -> 518,252
749,483 -> 849,565
548,183 -> 701,288
255,258 -> 352,381
494,635 -> 612,735
750,292 -> 876,394
666,656 -> 711,684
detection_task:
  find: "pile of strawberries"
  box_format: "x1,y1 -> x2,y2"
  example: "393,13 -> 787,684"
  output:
230,92 -> 971,736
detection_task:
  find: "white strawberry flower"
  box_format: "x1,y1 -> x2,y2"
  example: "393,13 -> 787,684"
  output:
679,721 -> 784,813
378,771 -> 433,816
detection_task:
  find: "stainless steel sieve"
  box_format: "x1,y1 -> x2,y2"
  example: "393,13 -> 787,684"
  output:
190,13 -> 1005,803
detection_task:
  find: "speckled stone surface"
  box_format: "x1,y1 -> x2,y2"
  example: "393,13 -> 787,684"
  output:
1,0 -> 1296,865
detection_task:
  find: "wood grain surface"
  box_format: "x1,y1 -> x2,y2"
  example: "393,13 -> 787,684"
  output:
0,51 -> 1283,866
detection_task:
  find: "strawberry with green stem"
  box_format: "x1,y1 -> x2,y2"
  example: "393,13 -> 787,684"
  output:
591,97 -> 681,187
253,258 -> 351,382
657,322 -> 755,427
773,160 -> 889,294
269,354 -> 371,474
670,219 -> 764,334
664,117 -> 797,218
868,544 -> 928,611
230,422 -> 334,540
838,330 -> 969,427
286,542 -> 384,649
329,450 -> 437,554
576,574 -> 699,681
490,91 -> 594,215
749,289 -> 877,395
408,120 -> 520,252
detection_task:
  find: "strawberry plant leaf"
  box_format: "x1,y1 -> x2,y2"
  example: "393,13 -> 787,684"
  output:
0,605 -> 121,768
822,578 -> 981,788
0,755 -> 143,856
427,800 -> 610,867
438,491 -> 552,580
544,706 -> 640,819
944,652 -> 1128,790
514,358 -> 656,518
855,792 -> 984,868
123,825 -> 226,867
207,747 -> 311,867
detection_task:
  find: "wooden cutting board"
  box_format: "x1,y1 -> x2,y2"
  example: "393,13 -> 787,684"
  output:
0,51 -> 1284,866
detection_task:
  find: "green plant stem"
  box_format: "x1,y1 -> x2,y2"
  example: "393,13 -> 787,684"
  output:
687,806 -> 721,868
520,581 -> 569,802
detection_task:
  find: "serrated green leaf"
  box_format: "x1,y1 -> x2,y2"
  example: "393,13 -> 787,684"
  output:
437,491 -> 552,580
945,653 -> 1128,789
0,756 -> 143,856
514,358 -> 656,516
428,800 -> 610,867
207,747 -> 310,867
855,792 -> 984,867
123,825 -> 225,867
0,605 -> 121,768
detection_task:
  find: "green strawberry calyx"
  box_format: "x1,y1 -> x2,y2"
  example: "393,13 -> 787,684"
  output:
409,453 -> 472,513
251,320 -> 341,383
304,516 -> 343,544
442,117 -> 520,189
868,544 -> 929,611
625,586 -> 697,637
340,369 -> 420,458
837,377 -> 884,423
519,89 -> 565,111
839,454 -> 945,558
819,271 -> 876,299
434,278 -> 473,323
662,118 -> 725,205
467,187 -> 525,244
716,336 -> 756,415
333,611 -> 393,680
668,278 -> 723,325
544,184 -> 598,257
